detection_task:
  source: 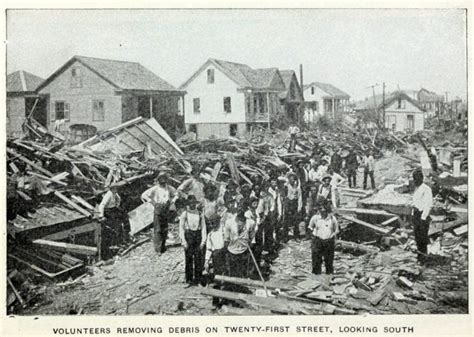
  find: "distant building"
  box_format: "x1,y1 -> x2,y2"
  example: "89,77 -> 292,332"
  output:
36,55 -> 184,136
303,82 -> 351,121
179,58 -> 286,139
417,88 -> 444,118
7,70 -> 45,137
354,91 -> 425,132
278,70 -> 304,123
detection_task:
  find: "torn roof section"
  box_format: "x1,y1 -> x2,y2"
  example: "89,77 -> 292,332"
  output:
78,117 -> 183,157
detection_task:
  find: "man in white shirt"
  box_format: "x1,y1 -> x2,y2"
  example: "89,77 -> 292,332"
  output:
288,123 -> 300,152
363,150 -> 376,190
141,172 -> 177,254
308,200 -> 339,275
412,169 -> 433,265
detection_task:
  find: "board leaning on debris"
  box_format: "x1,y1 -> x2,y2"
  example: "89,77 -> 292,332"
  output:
6,112 -> 468,315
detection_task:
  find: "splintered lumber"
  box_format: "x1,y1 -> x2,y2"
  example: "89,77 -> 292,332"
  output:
17,190 -> 32,201
7,276 -> 25,307
26,171 -> 68,186
7,148 -> 54,177
201,288 -> 322,314
214,275 -> 293,291
226,153 -> 240,183
336,240 -> 380,254
428,214 -> 468,236
54,191 -> 92,217
33,239 -> 97,256
341,215 -> 391,235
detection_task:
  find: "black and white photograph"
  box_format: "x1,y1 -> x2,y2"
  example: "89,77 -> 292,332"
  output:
4,6 -> 469,324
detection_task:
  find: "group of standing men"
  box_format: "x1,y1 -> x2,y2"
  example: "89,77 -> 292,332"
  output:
97,129 -> 434,306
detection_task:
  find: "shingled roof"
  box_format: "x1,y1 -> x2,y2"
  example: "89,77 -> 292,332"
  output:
7,70 -> 44,93
304,82 -> 350,99
354,91 -> 425,112
37,55 -> 180,92
180,58 -> 286,91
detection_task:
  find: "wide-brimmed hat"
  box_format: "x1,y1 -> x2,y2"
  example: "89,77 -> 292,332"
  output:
156,171 -> 168,181
321,174 -> 332,182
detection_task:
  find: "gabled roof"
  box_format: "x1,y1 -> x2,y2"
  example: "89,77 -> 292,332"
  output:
354,91 -> 425,112
180,58 -> 286,91
304,82 -> 350,99
37,55 -> 179,92
7,70 -> 44,93
278,70 -> 303,100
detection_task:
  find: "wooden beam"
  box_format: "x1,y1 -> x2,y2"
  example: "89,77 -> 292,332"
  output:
41,222 -> 99,241
71,195 -> 95,210
341,215 -> 391,235
26,171 -> 68,186
54,191 -> 92,217
214,275 -> 293,291
33,239 -> 97,256
380,216 -> 400,226
7,148 -> 54,177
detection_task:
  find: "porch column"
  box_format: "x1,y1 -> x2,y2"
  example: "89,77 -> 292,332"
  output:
266,92 -> 271,129
332,98 -> 335,118
149,97 -> 153,119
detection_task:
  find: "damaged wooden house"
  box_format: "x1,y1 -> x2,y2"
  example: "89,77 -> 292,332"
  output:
35,55 -> 185,142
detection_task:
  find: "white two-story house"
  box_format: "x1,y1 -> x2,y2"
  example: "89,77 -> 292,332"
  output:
179,58 -> 286,139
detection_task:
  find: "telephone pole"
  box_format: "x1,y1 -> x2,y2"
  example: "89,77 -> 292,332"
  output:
382,82 -> 386,129
367,83 -> 379,127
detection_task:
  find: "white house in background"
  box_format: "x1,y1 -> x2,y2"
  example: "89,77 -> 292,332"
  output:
179,58 -> 285,139
354,91 -> 426,132
303,82 -> 351,121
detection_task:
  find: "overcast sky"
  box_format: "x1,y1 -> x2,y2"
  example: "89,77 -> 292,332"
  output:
6,9 -> 467,101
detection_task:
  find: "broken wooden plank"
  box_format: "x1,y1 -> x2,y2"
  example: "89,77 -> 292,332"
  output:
27,171 -> 68,186
341,215 -> 391,235
226,153 -> 240,184
380,216 -> 400,226
71,195 -> 95,210
41,222 -> 99,241
7,148 -> 54,177
54,191 -> 92,217
16,190 -> 32,201
214,275 -> 293,291
336,240 -> 380,254
33,239 -> 97,256
7,276 -> 25,307
453,225 -> 468,236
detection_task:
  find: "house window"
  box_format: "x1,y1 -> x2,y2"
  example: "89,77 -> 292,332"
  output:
397,98 -> 406,109
54,101 -> 70,121
92,100 -> 105,121
229,124 -> 238,136
407,115 -> 414,131
311,87 -> 315,95
193,98 -> 200,113
224,97 -> 231,113
207,69 -> 215,84
189,124 -> 197,135
71,68 -> 82,88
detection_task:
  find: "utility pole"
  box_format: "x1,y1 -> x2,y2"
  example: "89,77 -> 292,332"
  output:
367,83 -> 379,127
382,82 -> 386,129
299,64 -> 304,126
